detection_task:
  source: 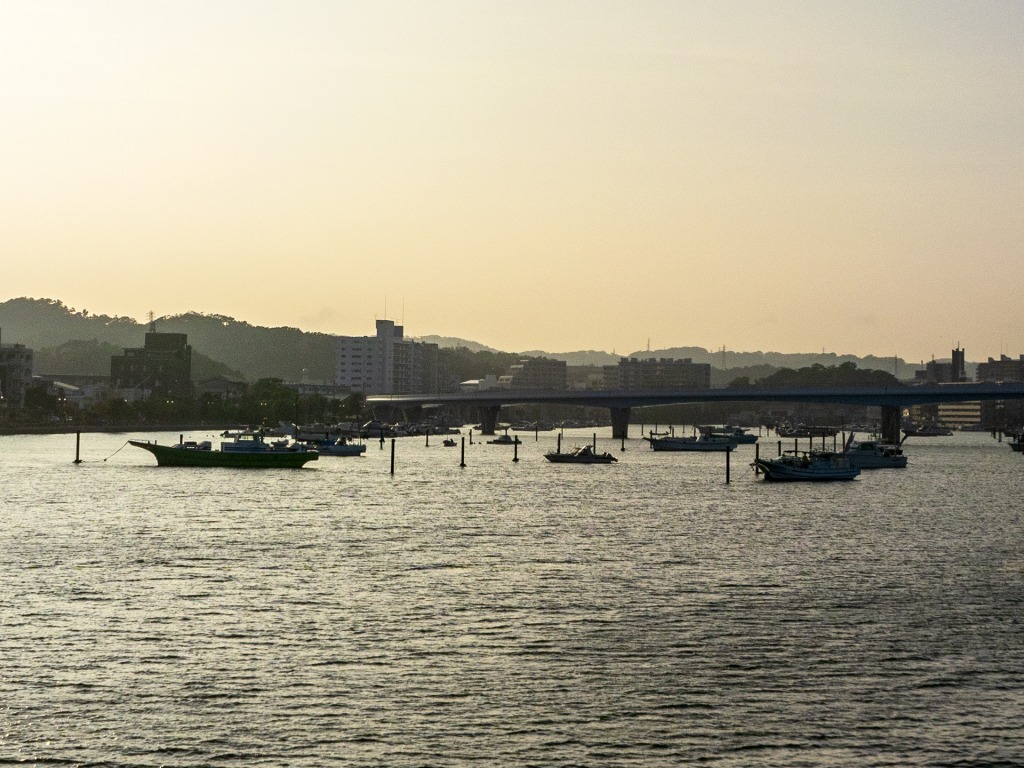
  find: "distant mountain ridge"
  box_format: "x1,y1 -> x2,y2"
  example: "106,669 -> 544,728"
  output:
2,297 -> 926,382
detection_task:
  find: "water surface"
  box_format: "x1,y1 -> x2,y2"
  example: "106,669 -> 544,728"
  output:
2,429 -> 1022,766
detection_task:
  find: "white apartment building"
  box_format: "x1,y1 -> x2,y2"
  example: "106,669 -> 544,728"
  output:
335,320 -> 439,395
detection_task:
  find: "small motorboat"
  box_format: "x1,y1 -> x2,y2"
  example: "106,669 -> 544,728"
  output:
903,423 -> 953,437
442,438 -> 458,447
487,434 -> 521,445
544,445 -> 618,464
752,451 -> 859,481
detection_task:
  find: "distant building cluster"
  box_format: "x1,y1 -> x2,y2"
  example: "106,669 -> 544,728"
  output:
6,322 -> 1024,433
907,347 -> 1024,429
913,347 -> 967,384
456,355 -> 712,393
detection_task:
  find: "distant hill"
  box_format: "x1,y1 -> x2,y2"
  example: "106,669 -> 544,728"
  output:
2,296 -> 928,384
414,335 -> 500,353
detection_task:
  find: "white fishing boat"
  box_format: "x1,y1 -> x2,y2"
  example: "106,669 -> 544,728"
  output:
753,451 -> 860,481
697,425 -> 758,444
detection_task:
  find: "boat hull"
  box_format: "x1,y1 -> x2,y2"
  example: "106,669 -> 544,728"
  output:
846,454 -> 907,469
544,452 -> 617,464
130,440 -> 318,468
310,442 -> 366,456
648,438 -> 735,452
754,458 -> 859,481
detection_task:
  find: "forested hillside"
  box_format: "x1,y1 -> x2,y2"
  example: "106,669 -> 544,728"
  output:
0,298 -> 334,382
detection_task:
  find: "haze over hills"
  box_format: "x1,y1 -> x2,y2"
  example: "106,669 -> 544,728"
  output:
2,297 -> 934,384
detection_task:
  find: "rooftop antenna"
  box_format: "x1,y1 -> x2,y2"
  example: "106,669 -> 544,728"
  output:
147,311 -> 156,333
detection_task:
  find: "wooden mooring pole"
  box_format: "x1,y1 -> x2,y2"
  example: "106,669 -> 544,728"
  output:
73,431 -> 82,464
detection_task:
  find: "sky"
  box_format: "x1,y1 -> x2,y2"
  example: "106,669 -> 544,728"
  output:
2,0 -> 1022,363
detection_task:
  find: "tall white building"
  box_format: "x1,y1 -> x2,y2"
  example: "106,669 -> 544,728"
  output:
335,320 -> 439,395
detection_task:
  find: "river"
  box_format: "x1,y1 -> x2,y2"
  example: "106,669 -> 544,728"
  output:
2,428 -> 1022,766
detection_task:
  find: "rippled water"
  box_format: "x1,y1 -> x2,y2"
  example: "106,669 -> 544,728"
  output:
2,429 -> 1023,766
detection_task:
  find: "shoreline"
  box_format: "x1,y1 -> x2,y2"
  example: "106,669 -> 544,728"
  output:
0,424 -> 239,437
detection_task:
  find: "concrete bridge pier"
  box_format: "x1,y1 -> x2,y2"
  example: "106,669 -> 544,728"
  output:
610,407 -> 631,440
478,405 -> 500,435
881,405 -> 902,445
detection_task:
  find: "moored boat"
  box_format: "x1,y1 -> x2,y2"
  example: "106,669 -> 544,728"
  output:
487,433 -> 521,445
753,451 -> 859,481
544,445 -> 617,464
129,432 -> 319,468
698,425 -> 758,444
841,434 -> 907,468
903,423 -> 953,437
303,437 -> 366,456
646,433 -> 737,452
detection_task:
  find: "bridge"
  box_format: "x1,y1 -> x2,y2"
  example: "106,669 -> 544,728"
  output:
366,382 -> 1024,444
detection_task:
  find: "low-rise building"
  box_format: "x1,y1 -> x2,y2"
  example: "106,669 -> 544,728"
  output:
506,357 -> 567,390
937,401 -> 981,429
195,376 -> 248,400
111,325 -> 193,398
976,354 -> 1024,383
603,357 -> 711,390
0,336 -> 33,407
460,374 -> 509,392
33,374 -> 112,410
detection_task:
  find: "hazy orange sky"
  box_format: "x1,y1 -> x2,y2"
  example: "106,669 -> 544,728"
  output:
3,1 -> 1022,362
